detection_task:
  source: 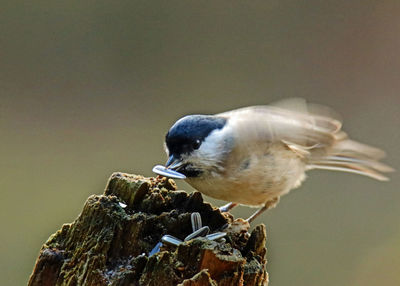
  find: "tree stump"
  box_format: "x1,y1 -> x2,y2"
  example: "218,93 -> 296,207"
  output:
28,173 -> 269,286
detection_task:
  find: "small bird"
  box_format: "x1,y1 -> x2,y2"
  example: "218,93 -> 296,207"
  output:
154,98 -> 393,222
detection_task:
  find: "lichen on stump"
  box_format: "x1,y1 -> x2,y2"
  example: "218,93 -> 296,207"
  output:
29,172 -> 269,286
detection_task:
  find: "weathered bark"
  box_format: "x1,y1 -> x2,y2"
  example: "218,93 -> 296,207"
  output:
29,172 -> 269,286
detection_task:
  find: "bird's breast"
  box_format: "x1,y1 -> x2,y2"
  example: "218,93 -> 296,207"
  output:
186,143 -> 306,206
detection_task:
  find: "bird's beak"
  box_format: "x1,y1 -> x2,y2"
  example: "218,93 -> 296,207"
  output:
165,155 -> 184,170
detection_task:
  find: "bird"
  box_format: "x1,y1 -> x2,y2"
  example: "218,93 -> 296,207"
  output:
154,98 -> 393,223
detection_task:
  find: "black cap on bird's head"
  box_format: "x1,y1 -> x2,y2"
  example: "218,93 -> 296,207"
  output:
164,115 -> 227,173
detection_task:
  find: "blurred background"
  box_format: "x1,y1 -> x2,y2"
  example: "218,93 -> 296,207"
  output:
1,1 -> 399,285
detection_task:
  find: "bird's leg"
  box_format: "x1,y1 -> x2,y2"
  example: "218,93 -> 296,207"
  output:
219,202 -> 238,213
246,197 -> 280,223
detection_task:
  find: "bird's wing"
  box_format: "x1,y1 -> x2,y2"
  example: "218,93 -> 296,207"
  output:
218,98 -> 342,154
218,98 -> 392,180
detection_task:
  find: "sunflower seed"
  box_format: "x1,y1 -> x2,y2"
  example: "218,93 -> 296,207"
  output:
191,212 -> 202,232
205,232 -> 227,241
152,165 -> 186,179
161,235 -> 183,246
149,242 -> 162,257
184,226 -> 210,241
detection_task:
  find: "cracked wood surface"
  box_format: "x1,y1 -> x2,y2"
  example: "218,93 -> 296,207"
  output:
28,173 -> 268,286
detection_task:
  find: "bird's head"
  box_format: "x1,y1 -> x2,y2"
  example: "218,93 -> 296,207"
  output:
164,115 -> 228,177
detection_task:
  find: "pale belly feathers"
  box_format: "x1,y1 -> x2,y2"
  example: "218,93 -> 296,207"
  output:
186,144 -> 306,206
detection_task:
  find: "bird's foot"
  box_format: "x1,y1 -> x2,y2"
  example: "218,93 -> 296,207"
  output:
246,197 -> 280,223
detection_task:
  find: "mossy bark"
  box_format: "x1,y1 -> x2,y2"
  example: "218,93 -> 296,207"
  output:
28,173 -> 269,286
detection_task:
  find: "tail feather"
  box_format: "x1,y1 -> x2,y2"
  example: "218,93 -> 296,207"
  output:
306,164 -> 389,181
269,98 -> 393,181
332,139 -> 386,160
308,139 -> 394,181
318,156 -> 393,173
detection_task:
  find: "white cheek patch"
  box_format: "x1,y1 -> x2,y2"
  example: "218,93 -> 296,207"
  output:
152,165 -> 187,179
194,127 -> 233,165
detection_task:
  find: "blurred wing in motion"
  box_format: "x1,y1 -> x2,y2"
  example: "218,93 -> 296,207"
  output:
219,98 -> 394,181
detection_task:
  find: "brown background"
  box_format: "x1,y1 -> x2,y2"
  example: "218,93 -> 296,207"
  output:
1,1 -> 399,285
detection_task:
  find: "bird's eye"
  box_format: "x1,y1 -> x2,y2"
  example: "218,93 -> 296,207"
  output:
192,139 -> 201,150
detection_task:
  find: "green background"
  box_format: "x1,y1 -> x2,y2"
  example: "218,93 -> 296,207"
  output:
1,1 -> 399,285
